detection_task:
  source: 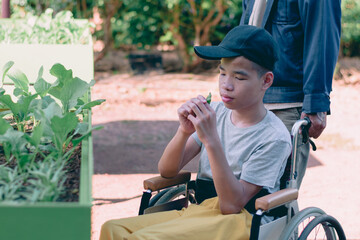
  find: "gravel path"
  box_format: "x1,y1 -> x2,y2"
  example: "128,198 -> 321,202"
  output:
91,72 -> 360,240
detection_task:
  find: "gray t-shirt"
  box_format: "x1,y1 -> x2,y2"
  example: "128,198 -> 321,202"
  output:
192,101 -> 291,194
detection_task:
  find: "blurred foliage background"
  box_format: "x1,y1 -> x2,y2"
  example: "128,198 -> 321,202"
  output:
1,0 -> 359,72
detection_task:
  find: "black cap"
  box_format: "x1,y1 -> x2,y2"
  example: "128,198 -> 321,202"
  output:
194,25 -> 279,70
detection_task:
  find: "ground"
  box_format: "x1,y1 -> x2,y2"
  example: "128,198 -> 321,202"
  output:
90,70 -> 360,240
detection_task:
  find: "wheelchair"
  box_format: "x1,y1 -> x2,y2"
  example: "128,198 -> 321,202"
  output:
138,118 -> 346,240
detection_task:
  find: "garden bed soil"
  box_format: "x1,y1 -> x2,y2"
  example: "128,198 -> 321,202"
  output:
0,144 -> 81,202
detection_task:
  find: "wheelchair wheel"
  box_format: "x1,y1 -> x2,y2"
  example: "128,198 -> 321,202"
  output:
279,207 -> 327,240
148,188 -> 172,207
298,214 -> 346,240
154,185 -> 196,206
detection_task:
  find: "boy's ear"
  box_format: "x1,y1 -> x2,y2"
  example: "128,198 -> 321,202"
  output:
262,72 -> 273,90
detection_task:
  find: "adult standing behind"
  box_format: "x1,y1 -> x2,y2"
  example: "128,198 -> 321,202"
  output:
240,0 -> 341,187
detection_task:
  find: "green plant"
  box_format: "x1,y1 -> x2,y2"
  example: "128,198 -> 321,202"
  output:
206,92 -> 212,104
341,0 -> 360,56
0,8 -> 94,44
0,61 -> 104,202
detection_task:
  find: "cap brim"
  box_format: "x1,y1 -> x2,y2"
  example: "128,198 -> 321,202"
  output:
194,46 -> 240,60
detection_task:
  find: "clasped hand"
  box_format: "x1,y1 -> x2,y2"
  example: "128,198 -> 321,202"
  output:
177,95 -> 217,144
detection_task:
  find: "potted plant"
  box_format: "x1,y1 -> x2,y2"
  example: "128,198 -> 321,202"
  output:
0,9 -> 99,240
0,62 -> 104,240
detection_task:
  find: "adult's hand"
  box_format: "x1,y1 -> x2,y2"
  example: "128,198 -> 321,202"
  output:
300,112 -> 327,139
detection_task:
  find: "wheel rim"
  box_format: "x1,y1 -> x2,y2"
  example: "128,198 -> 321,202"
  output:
279,207 -> 327,240
298,214 -> 346,240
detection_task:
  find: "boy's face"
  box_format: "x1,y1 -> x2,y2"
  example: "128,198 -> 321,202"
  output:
218,56 -> 271,110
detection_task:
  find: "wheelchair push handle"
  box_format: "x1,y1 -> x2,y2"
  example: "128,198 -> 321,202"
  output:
290,117 -> 311,139
290,117 -> 316,182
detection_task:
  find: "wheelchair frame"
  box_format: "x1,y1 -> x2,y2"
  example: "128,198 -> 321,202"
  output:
138,118 -> 346,240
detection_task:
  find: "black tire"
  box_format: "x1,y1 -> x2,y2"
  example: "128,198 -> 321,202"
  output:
154,185 -> 196,206
148,188 -> 172,207
298,214 -> 346,240
155,185 -> 188,205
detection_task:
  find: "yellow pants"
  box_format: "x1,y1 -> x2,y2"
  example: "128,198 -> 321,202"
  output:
100,197 -> 252,240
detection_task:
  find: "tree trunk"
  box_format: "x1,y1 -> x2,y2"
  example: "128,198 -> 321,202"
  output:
169,4 -> 192,72
1,0 -> 10,18
94,1 -> 122,62
186,0 -> 228,71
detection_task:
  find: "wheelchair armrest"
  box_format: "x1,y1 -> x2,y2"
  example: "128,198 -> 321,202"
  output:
255,188 -> 298,212
143,170 -> 191,191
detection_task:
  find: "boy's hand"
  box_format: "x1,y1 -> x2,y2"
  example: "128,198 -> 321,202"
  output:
177,101 -> 197,135
186,95 -> 217,145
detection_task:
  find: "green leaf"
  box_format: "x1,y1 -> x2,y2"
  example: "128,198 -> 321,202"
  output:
0,94 -> 20,115
34,77 -> 52,97
83,99 -> 106,110
16,94 -> 38,122
0,110 -> 11,118
49,76 -> 89,113
40,101 -> 63,138
74,122 -> 89,135
50,112 -> 78,152
37,66 -> 44,79
77,98 -> 85,106
49,63 -> 73,83
2,142 -> 11,161
48,64 -> 91,112
42,101 -> 63,121
89,79 -> 96,87
75,99 -> 105,115
13,87 -> 24,97
7,70 -> 29,93
0,128 -> 27,162
206,92 -> 212,104
0,118 -> 11,134
30,96 -> 55,120
72,125 -> 103,147
27,122 -> 44,147
34,66 -> 52,97
1,61 -> 14,84
18,154 -> 33,168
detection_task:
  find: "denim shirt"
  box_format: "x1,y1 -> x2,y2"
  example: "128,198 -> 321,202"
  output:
240,0 -> 341,114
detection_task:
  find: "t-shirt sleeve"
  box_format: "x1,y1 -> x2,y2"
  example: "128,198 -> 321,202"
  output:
240,140 -> 291,188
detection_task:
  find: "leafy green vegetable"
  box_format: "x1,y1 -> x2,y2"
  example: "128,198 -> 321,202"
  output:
0,117 -> 11,134
7,70 -> 30,95
34,66 -> 52,97
1,61 -> 14,84
48,64 -> 90,113
206,92 -> 212,104
0,93 -> 38,132
0,61 -> 105,202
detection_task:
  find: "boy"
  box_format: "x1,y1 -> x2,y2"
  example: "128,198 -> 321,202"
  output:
100,25 -> 291,240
